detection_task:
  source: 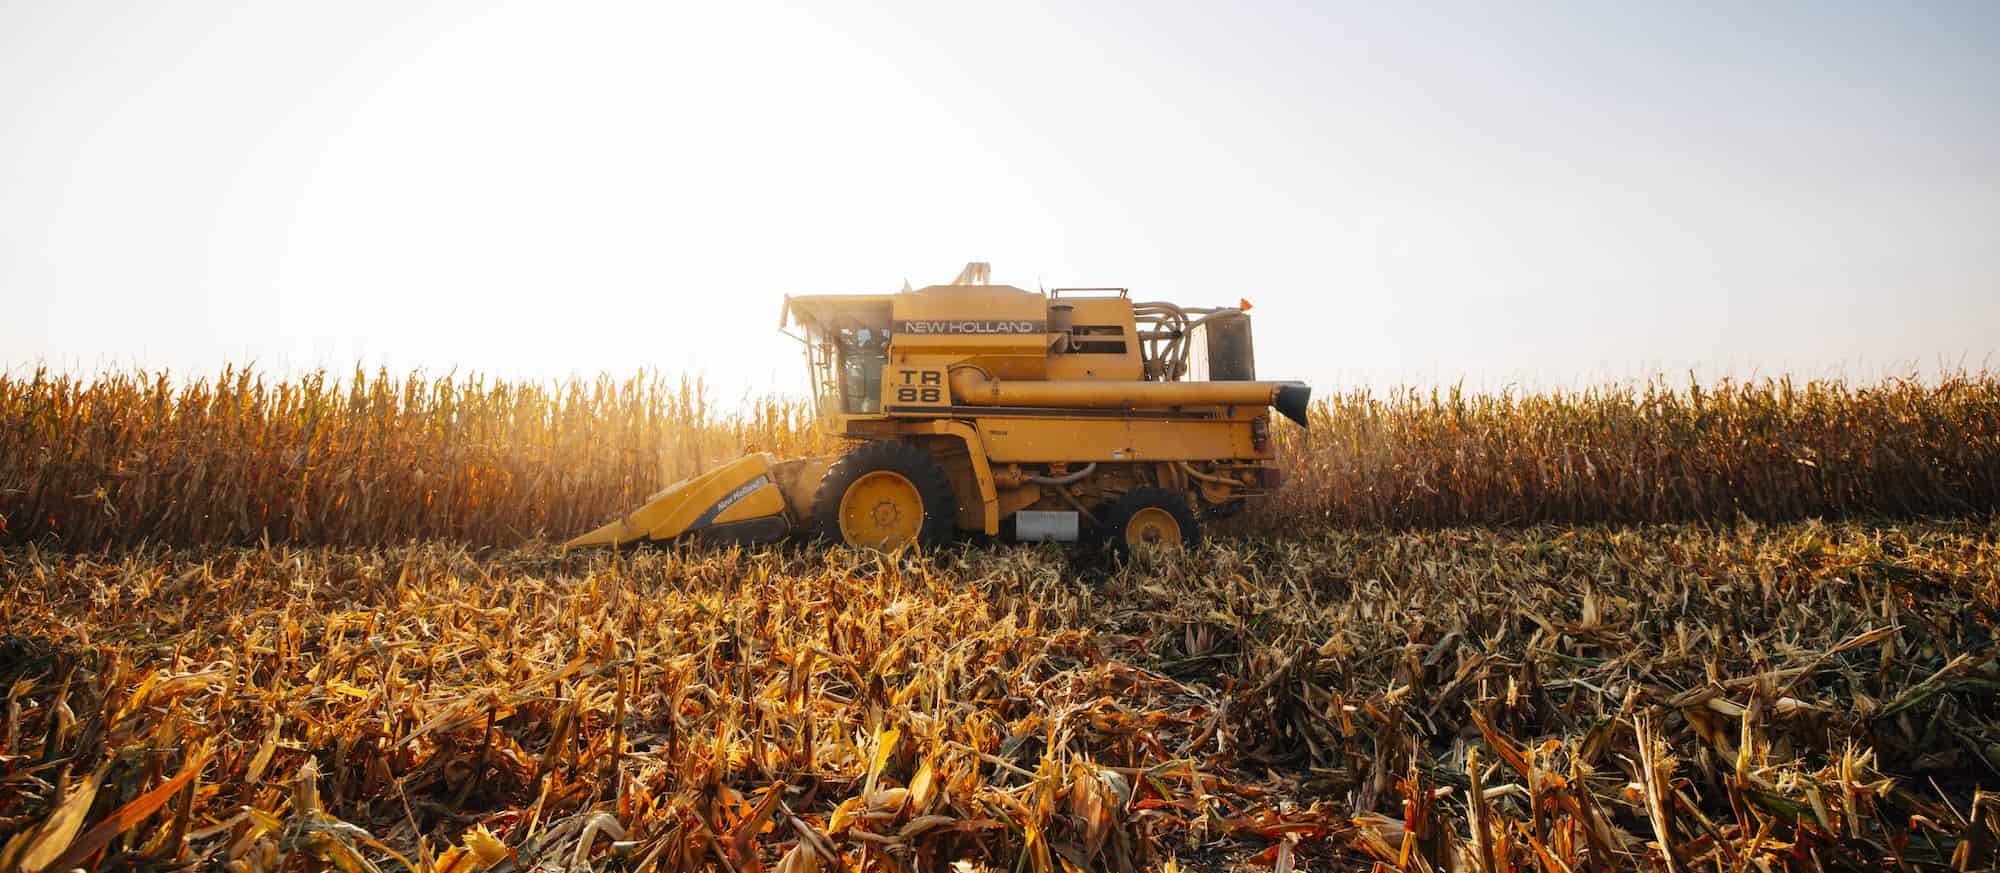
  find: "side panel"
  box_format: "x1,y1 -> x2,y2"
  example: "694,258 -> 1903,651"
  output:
976,416 -> 1261,463
891,285 -> 1049,381
712,483 -> 789,525
881,364 -> 952,415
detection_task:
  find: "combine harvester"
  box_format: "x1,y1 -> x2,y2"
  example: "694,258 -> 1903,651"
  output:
567,263 -> 1309,552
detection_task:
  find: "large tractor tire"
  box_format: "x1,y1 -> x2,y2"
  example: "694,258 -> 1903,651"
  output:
1098,487 -> 1201,554
812,441 -> 958,549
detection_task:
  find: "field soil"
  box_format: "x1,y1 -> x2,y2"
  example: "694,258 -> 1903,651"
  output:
3,519 -> 1997,871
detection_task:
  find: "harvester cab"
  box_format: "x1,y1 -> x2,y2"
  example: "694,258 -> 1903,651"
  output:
565,263 -> 1309,552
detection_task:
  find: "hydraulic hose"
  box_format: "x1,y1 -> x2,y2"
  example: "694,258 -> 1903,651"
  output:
1176,461 -> 1237,486
1025,463 -> 1097,486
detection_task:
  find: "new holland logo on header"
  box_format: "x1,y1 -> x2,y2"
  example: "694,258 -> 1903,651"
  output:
894,320 -> 1046,335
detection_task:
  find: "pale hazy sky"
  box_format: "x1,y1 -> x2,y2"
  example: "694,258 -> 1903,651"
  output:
3,1 -> 1996,401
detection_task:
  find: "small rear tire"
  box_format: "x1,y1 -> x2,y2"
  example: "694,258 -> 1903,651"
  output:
812,441 -> 958,549
1097,487 -> 1200,555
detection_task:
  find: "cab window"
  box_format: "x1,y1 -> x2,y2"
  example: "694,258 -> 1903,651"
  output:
836,327 -> 887,414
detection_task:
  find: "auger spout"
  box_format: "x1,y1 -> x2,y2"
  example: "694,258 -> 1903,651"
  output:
947,368 -> 1311,428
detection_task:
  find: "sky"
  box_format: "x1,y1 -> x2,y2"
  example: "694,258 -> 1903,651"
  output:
2,1 -> 1996,403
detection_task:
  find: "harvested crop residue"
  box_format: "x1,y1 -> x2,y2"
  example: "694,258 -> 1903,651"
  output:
2,520 -> 1997,870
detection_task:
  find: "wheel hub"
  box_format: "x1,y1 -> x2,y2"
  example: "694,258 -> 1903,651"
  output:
1124,506 -> 1182,550
871,501 -> 900,527
838,470 -> 923,547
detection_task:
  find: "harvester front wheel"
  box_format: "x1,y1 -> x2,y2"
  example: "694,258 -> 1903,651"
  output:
813,441 -> 957,550
1100,487 -> 1200,554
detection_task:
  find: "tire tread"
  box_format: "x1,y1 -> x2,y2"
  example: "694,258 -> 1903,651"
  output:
810,440 -> 958,548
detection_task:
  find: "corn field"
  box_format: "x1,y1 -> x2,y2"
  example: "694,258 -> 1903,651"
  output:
1,521 -> 1996,870
2,366 -> 1998,870
0,368 -> 832,549
3,368 -> 1997,549
1263,375 -> 2000,531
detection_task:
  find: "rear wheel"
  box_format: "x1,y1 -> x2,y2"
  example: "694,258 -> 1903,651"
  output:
1098,487 -> 1200,554
812,441 -> 958,549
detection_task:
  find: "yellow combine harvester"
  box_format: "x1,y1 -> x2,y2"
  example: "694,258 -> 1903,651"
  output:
567,263 -> 1309,552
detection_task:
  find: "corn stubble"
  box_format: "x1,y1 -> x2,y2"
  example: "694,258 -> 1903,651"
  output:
2,520 -> 1998,871
4,368 -> 1998,548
